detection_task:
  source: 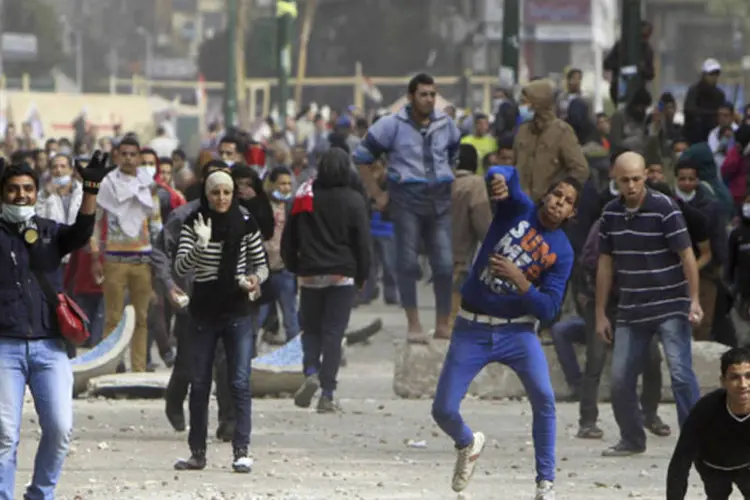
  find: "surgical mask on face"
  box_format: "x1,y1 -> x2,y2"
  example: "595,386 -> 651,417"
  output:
519,105 -> 534,123
52,175 -> 72,186
224,160 -> 234,168
743,203 -> 750,219
140,166 -> 157,179
1,204 -> 36,223
272,189 -> 292,201
675,188 -> 696,202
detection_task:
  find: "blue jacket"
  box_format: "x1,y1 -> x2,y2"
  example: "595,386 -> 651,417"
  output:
0,213 -> 95,339
461,166 -> 574,323
353,106 -> 461,184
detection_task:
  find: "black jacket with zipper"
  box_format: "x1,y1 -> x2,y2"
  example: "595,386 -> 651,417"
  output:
0,213 -> 95,339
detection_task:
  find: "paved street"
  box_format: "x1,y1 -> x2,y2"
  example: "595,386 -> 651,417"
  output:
13,285 -> 734,499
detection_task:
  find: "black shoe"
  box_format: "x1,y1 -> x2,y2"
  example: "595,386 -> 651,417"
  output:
317,395 -> 340,413
232,447 -> 253,473
215,421 -> 235,442
161,348 -> 177,368
601,441 -> 645,457
174,451 -> 207,471
576,424 -> 604,439
165,399 -> 186,432
293,375 -> 320,408
644,415 -> 671,437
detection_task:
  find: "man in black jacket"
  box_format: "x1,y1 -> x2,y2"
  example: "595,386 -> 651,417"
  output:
281,147 -> 371,413
0,153 -> 111,499
683,59 -> 727,145
603,21 -> 655,106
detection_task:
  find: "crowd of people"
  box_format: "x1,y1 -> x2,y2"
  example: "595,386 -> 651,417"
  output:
1,55 -> 750,498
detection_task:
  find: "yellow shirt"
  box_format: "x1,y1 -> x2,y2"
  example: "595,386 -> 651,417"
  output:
460,134 -> 498,174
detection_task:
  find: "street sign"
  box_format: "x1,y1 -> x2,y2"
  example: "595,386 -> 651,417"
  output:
1,33 -> 38,62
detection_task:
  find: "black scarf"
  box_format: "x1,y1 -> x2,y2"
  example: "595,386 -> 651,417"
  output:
185,174 -> 258,295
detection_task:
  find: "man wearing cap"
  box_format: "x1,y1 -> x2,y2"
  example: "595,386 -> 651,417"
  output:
331,116 -> 361,156
684,58 -> 727,145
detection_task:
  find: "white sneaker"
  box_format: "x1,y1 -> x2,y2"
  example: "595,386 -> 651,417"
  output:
535,480 -> 555,500
451,431 -> 486,492
232,455 -> 253,473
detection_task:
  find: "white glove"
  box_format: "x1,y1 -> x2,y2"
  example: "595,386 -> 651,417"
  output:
193,213 -> 212,248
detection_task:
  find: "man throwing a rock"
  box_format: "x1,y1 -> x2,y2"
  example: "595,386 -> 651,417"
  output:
431,164 -> 580,499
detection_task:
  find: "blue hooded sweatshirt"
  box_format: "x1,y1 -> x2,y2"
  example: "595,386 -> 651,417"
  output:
461,166 -> 574,324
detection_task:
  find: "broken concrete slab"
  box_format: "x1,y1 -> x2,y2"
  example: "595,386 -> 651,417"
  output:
83,318 -> 379,400
71,306 -> 135,397
87,372 -> 169,399
252,333 -> 305,397
393,338 -> 729,401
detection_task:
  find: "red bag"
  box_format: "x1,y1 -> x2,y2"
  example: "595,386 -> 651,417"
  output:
34,270 -> 91,346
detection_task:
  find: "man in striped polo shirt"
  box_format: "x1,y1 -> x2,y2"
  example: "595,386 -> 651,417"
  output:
596,151 -> 702,457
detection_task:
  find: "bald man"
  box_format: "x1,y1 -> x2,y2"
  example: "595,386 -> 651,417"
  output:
595,152 -> 702,457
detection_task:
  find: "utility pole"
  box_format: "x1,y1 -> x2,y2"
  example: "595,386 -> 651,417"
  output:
0,0 -> 5,79
224,0 -> 238,129
618,0 -> 642,107
76,31 -> 84,92
294,0 -> 318,106
276,0 -> 298,128
236,0 -> 249,129
501,0 -> 520,86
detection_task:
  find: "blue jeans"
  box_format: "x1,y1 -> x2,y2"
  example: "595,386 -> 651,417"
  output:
363,235 -> 398,303
188,314 -> 255,452
299,286 -> 356,396
431,318 -> 556,483
550,316 -> 586,391
0,338 -> 73,500
258,270 -> 300,341
611,316 -> 700,449
389,182 -> 453,316
74,293 -> 104,347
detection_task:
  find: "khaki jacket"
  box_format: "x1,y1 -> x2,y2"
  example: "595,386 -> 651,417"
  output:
514,80 -> 589,202
451,170 -> 492,272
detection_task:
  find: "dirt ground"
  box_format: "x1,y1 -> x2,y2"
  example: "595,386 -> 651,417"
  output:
12,285 -> 736,499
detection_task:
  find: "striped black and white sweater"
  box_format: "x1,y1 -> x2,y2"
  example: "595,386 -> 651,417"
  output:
175,223 -> 269,319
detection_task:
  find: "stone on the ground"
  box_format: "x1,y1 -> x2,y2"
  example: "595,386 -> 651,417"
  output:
393,338 -> 729,401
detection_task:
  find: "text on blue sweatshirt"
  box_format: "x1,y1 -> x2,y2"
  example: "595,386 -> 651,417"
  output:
461,165 -> 574,323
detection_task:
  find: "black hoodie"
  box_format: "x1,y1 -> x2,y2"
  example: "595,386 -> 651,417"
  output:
683,80 -> 726,144
281,148 -> 371,286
